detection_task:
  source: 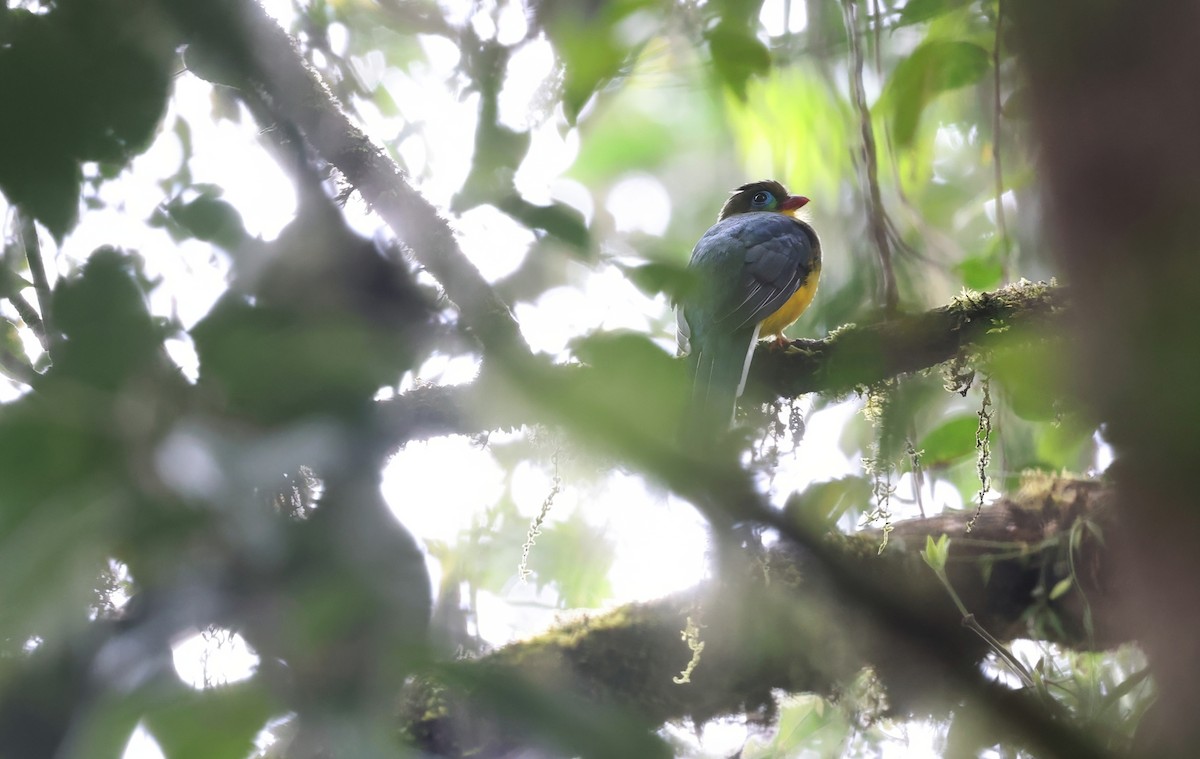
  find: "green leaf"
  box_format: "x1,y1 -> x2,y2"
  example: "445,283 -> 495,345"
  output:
706,21 -> 771,99
883,40 -> 991,147
615,260 -> 693,301
726,67 -> 854,203
989,337 -> 1068,421
1034,416 -> 1094,471
956,247 -> 1005,291
52,247 -> 166,393
534,511 -> 614,607
191,296 -> 399,424
496,195 -> 590,252
898,0 -> 976,26
0,4 -> 174,238
144,682 -> 276,759
164,194 -> 248,250
541,0 -> 660,122
921,534 -> 950,572
1049,577 -> 1073,601
918,414 -> 979,467
571,107 -> 676,184
783,476 -> 873,532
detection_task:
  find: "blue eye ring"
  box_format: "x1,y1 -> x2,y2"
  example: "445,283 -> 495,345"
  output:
750,190 -> 774,209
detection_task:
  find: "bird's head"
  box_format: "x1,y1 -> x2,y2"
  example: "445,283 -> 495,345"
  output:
717,180 -> 809,221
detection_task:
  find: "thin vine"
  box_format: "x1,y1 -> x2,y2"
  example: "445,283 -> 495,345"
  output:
968,376 -> 994,533
518,449 -> 562,583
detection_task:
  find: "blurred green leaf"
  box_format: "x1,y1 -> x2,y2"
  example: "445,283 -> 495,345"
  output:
744,694 -> 848,758
571,105 -> 677,184
918,414 -> 979,467
497,195 -> 591,252
1034,415 -> 1095,471
540,0 -> 661,123
1049,577 -> 1073,601
534,511 -> 614,607
52,247 -> 168,393
0,4 -> 174,237
614,260 -> 693,301
567,330 -> 687,445
898,0 -> 976,26
784,476 -> 873,532
989,337 -> 1067,422
956,246 -> 1005,291
882,40 -> 990,147
145,682 -> 276,759
192,296 -> 394,424
726,68 -> 853,203
159,194 -> 249,250
706,21 -> 771,99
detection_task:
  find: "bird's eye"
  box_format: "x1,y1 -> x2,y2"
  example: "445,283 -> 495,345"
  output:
751,190 -> 774,209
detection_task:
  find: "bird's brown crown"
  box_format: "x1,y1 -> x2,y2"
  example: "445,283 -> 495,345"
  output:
717,180 -> 793,220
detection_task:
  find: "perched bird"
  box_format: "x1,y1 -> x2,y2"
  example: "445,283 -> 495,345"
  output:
679,180 -> 821,435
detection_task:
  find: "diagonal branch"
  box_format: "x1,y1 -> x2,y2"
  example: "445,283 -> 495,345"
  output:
160,0 -> 529,359
17,211 -> 55,355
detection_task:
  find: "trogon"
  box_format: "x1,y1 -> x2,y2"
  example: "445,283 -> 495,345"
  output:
679,180 -> 821,436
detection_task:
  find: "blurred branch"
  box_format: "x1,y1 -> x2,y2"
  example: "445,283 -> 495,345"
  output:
17,211 -> 54,354
160,0 -> 529,360
396,475 -> 1119,758
380,281 -> 1066,445
4,291 -> 44,353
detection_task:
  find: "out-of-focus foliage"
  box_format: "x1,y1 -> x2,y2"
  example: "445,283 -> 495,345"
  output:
0,0 -> 1145,756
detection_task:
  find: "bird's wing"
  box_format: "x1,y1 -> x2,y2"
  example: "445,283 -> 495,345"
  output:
685,212 -> 819,335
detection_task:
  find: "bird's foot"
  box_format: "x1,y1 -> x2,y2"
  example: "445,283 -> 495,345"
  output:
768,335 -> 822,355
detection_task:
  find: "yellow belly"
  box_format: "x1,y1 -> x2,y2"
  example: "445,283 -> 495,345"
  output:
759,263 -> 821,340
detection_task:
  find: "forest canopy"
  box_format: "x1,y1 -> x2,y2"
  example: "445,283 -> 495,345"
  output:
1,0 -> 1198,757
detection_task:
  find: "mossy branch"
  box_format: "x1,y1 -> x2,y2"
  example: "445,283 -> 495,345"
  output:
395,475 -> 1116,758
381,281 -> 1067,446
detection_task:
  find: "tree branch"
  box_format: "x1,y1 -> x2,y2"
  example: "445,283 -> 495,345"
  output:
394,475 -> 1118,758
380,280 -> 1066,446
375,280 -> 1095,758
160,0 -> 529,360
17,211 -> 54,355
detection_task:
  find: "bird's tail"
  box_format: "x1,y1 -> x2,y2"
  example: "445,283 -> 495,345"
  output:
682,325 -> 760,444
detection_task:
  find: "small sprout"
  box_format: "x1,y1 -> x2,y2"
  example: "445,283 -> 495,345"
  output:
921,534 -> 951,573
